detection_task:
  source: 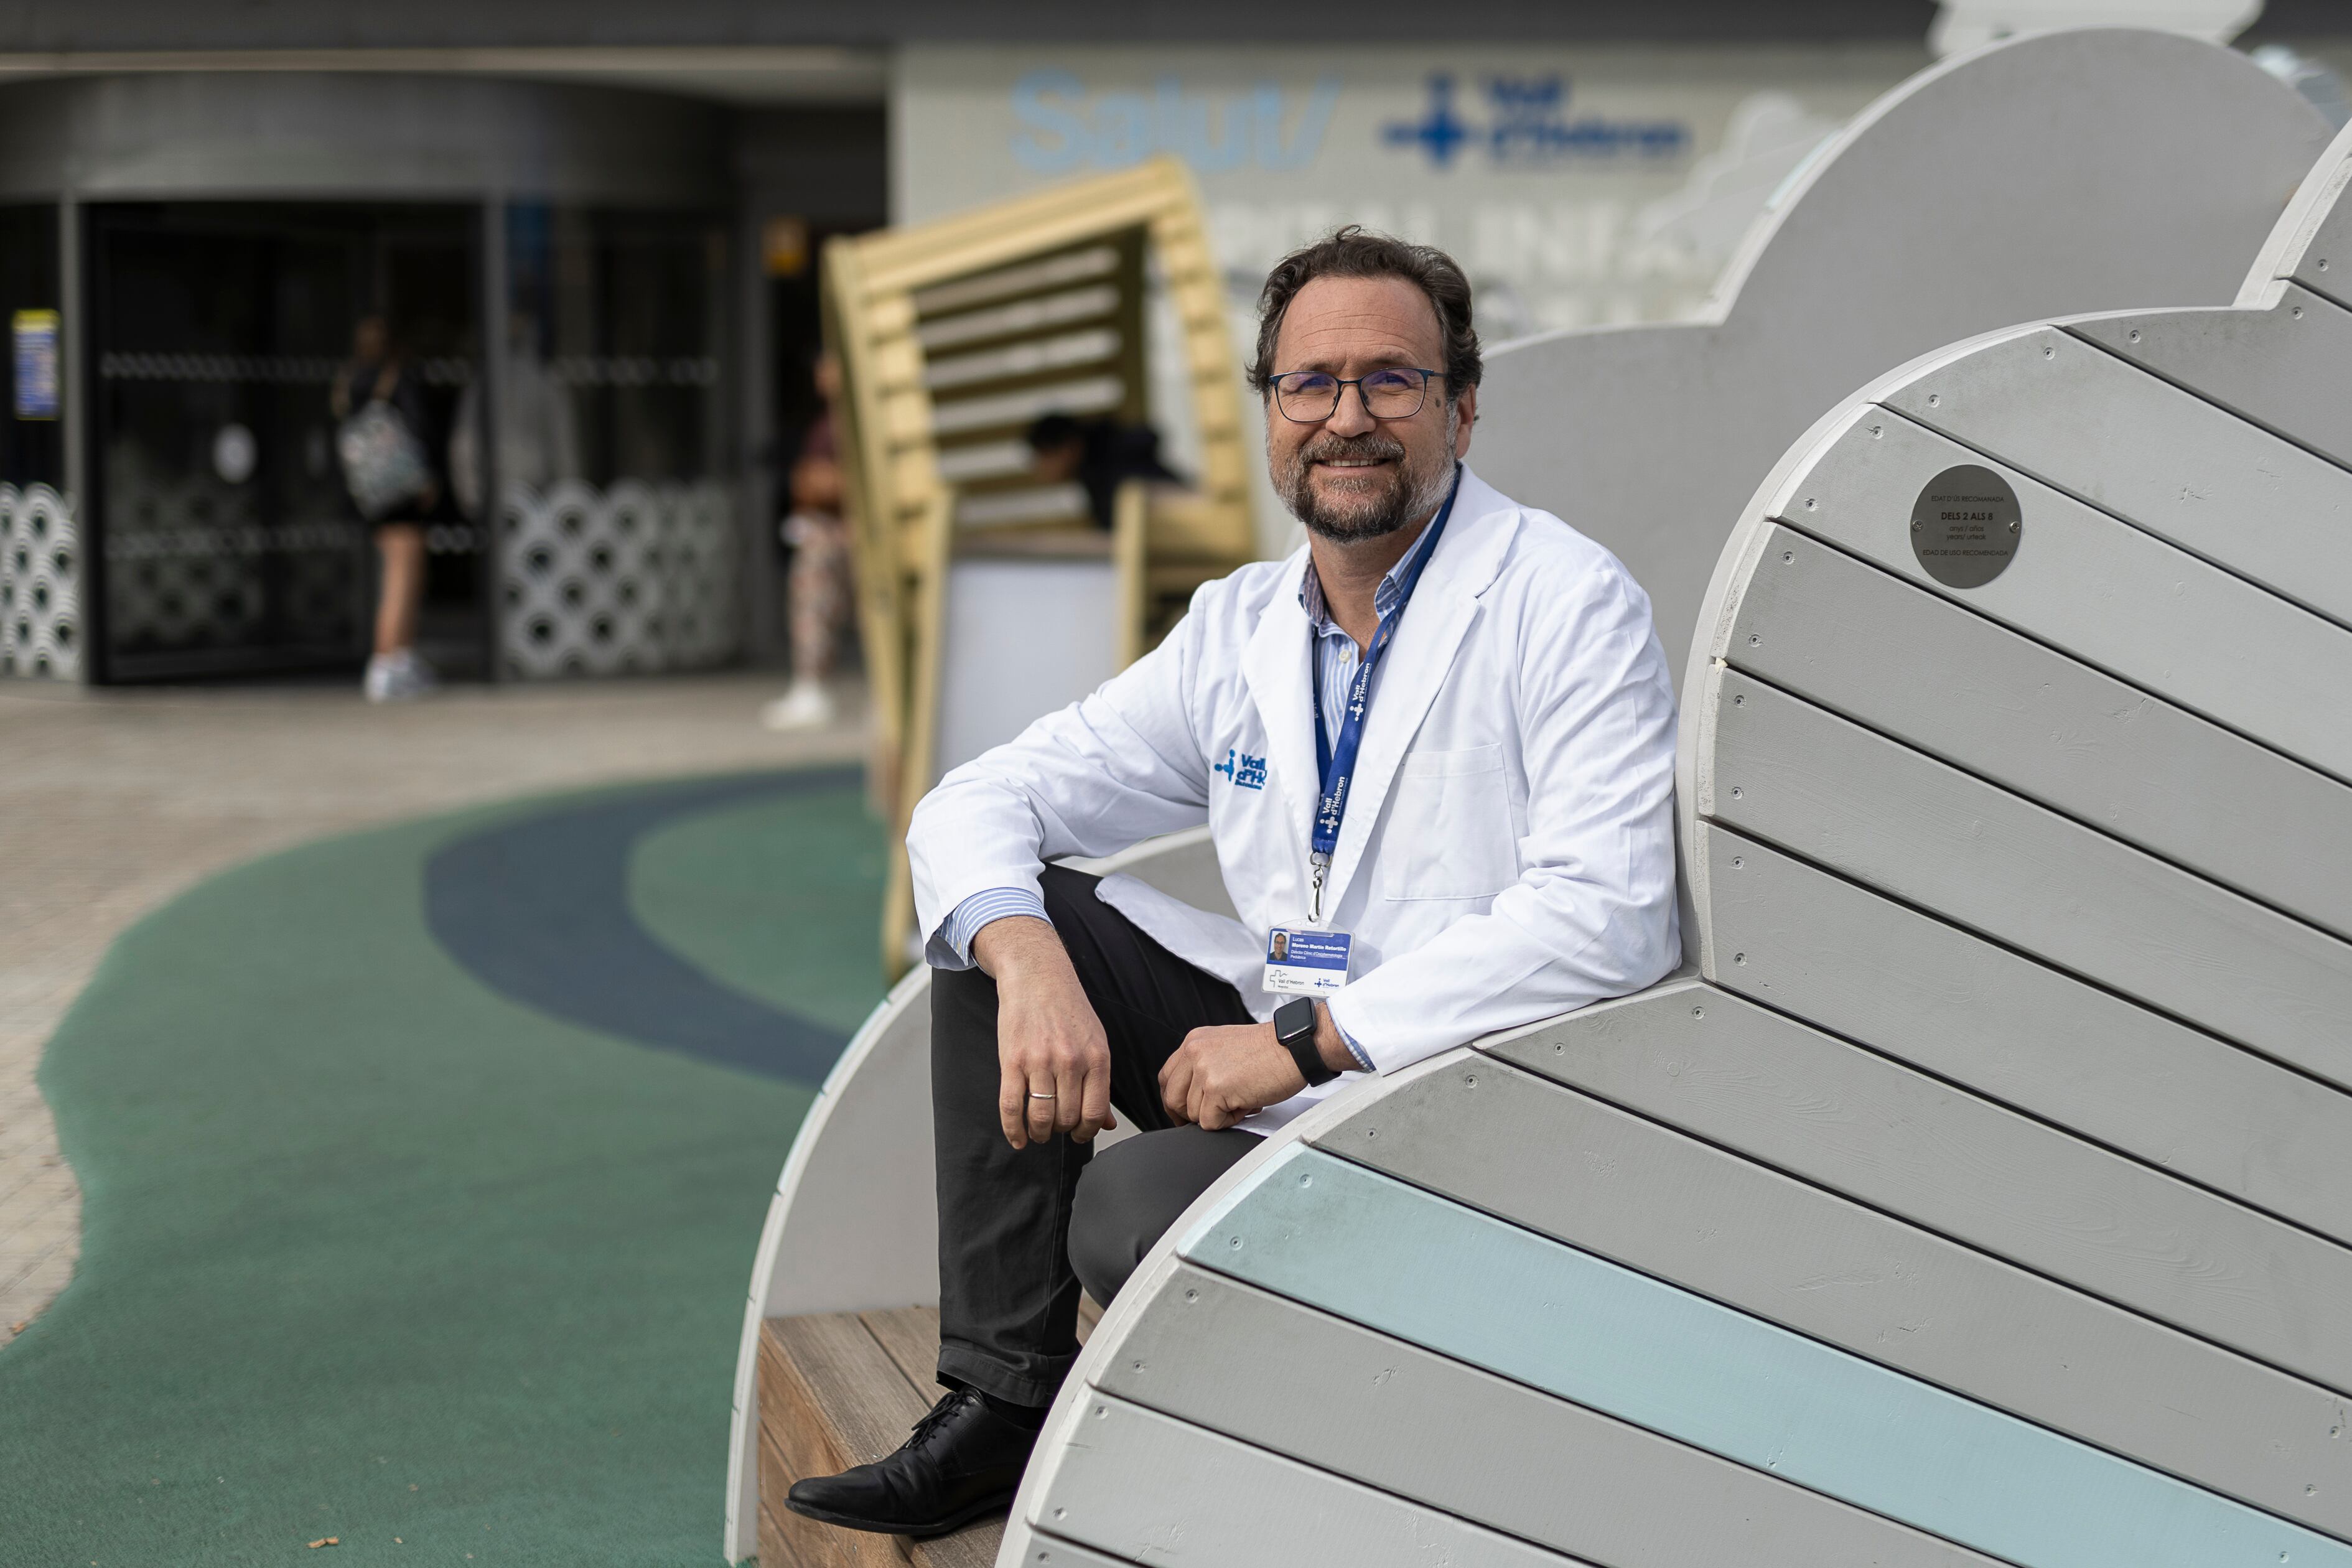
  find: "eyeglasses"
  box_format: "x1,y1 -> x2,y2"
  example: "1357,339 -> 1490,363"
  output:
1269,367 -> 1444,424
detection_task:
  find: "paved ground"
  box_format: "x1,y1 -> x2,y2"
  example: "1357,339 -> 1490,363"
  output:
0,671 -> 866,1346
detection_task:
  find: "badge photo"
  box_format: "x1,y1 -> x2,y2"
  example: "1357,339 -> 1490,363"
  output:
1263,925 -> 1352,996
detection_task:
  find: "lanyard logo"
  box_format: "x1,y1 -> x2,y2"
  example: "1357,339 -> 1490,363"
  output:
1216,747 -> 1267,790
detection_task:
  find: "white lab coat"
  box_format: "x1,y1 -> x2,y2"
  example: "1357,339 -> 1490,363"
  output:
908,465 -> 1681,1131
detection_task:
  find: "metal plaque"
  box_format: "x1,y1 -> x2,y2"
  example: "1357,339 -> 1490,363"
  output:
1910,465 -> 2021,588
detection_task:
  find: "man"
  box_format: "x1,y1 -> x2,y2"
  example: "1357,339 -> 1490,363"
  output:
786,228 -> 1679,1539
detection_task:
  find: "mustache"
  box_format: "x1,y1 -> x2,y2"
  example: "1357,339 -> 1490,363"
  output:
1299,432 -> 1406,466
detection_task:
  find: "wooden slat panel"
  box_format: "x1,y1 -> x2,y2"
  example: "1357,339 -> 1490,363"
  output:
1766,407 -> 2352,780
1098,1262 -> 2009,1568
759,1317 -> 926,1568
1689,824 -> 2352,1245
1701,666 -> 2352,1088
860,185 -> 1180,293
2068,284 -> 2352,470
1020,1535 -> 1139,1568
1882,326 -> 2352,626
2292,166 -> 2350,310
1465,953 -> 2352,1391
2263,128 -> 2350,311
1027,1392 -> 1585,1567
907,246 -> 1121,317
761,1426 -> 849,1568
760,1314 -> 1005,1568
859,1306 -> 946,1402
1323,1043 -> 2352,1535
870,337 -> 924,391
923,329 -> 1122,392
1720,523 -> 2352,938
916,285 -> 1120,352
1181,1145 -> 2352,1568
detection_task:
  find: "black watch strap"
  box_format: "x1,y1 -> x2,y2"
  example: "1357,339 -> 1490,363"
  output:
1274,996 -> 1339,1086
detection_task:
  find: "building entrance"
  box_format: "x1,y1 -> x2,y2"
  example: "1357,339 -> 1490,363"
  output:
0,71 -> 742,686
89,202 -> 479,681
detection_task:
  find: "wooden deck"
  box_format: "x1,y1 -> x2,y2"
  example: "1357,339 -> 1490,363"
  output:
757,1300 -> 1103,1567
757,1308 -> 1001,1568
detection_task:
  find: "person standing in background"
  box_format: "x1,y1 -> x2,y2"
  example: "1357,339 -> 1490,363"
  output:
332,315 -> 441,702
763,353 -> 855,730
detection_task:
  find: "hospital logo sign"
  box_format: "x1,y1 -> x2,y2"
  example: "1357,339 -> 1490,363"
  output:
1382,75 -> 1688,169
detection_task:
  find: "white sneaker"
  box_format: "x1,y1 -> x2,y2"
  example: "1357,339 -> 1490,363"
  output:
760,679 -> 835,730
364,648 -> 438,702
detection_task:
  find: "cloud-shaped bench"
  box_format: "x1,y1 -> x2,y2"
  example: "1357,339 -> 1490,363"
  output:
1000,110 -> 2352,1568
726,32 -> 2346,1568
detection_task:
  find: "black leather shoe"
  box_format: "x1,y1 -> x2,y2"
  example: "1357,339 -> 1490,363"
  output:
785,1388 -> 1040,1538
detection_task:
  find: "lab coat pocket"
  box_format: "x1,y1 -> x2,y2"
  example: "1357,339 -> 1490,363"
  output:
1382,744 -> 1518,900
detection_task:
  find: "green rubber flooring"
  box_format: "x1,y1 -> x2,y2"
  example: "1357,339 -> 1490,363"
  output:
1,770 -> 887,1567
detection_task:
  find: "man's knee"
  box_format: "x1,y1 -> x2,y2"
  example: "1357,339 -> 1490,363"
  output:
1068,1140 -> 1160,1307
1068,1128 -> 1255,1307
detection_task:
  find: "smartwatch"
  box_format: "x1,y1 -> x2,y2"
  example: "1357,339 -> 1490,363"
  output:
1274,996 -> 1340,1087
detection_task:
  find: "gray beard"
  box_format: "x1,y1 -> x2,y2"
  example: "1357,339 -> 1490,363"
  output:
1274,405 -> 1459,544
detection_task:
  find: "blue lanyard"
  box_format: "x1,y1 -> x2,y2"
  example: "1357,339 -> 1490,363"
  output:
1307,467 -> 1460,919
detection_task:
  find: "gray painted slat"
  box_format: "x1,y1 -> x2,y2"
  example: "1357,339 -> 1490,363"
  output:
1025,1391 -> 1585,1568
1096,1260 -> 2009,1568
1315,1042 -> 2352,1535
1720,523 -> 2352,940
1880,327 -> 2352,627
1763,406 -> 2352,781
1701,666 -> 2352,1089
1023,1535 -> 1142,1568
1690,823 -> 2352,1246
2294,170 -> 2351,310
1450,938 -> 2352,1392
2066,284 -> 2352,470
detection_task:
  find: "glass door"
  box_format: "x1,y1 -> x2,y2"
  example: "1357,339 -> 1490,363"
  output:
86,202 -> 479,681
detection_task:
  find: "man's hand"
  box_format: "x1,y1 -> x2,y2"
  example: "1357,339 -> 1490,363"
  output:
1159,1003 -> 1357,1131
973,915 -> 1117,1150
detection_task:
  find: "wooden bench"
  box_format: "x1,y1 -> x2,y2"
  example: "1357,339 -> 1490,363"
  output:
1000,108 -> 2352,1568
820,156 -> 1259,974
724,34 -> 2346,1568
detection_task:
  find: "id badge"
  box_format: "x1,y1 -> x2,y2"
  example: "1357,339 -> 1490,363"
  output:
1263,925 -> 1352,996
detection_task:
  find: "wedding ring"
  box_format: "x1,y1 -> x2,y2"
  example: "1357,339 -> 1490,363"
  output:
1028,1091 -> 1057,1099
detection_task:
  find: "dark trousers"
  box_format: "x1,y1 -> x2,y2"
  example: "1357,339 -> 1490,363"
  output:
932,865 -> 1261,1406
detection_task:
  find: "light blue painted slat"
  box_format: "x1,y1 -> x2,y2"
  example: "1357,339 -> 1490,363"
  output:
1178,1145 -> 2352,1568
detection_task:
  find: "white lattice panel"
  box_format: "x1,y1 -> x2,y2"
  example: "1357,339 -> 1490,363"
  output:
0,485 -> 82,680
496,479 -> 739,678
